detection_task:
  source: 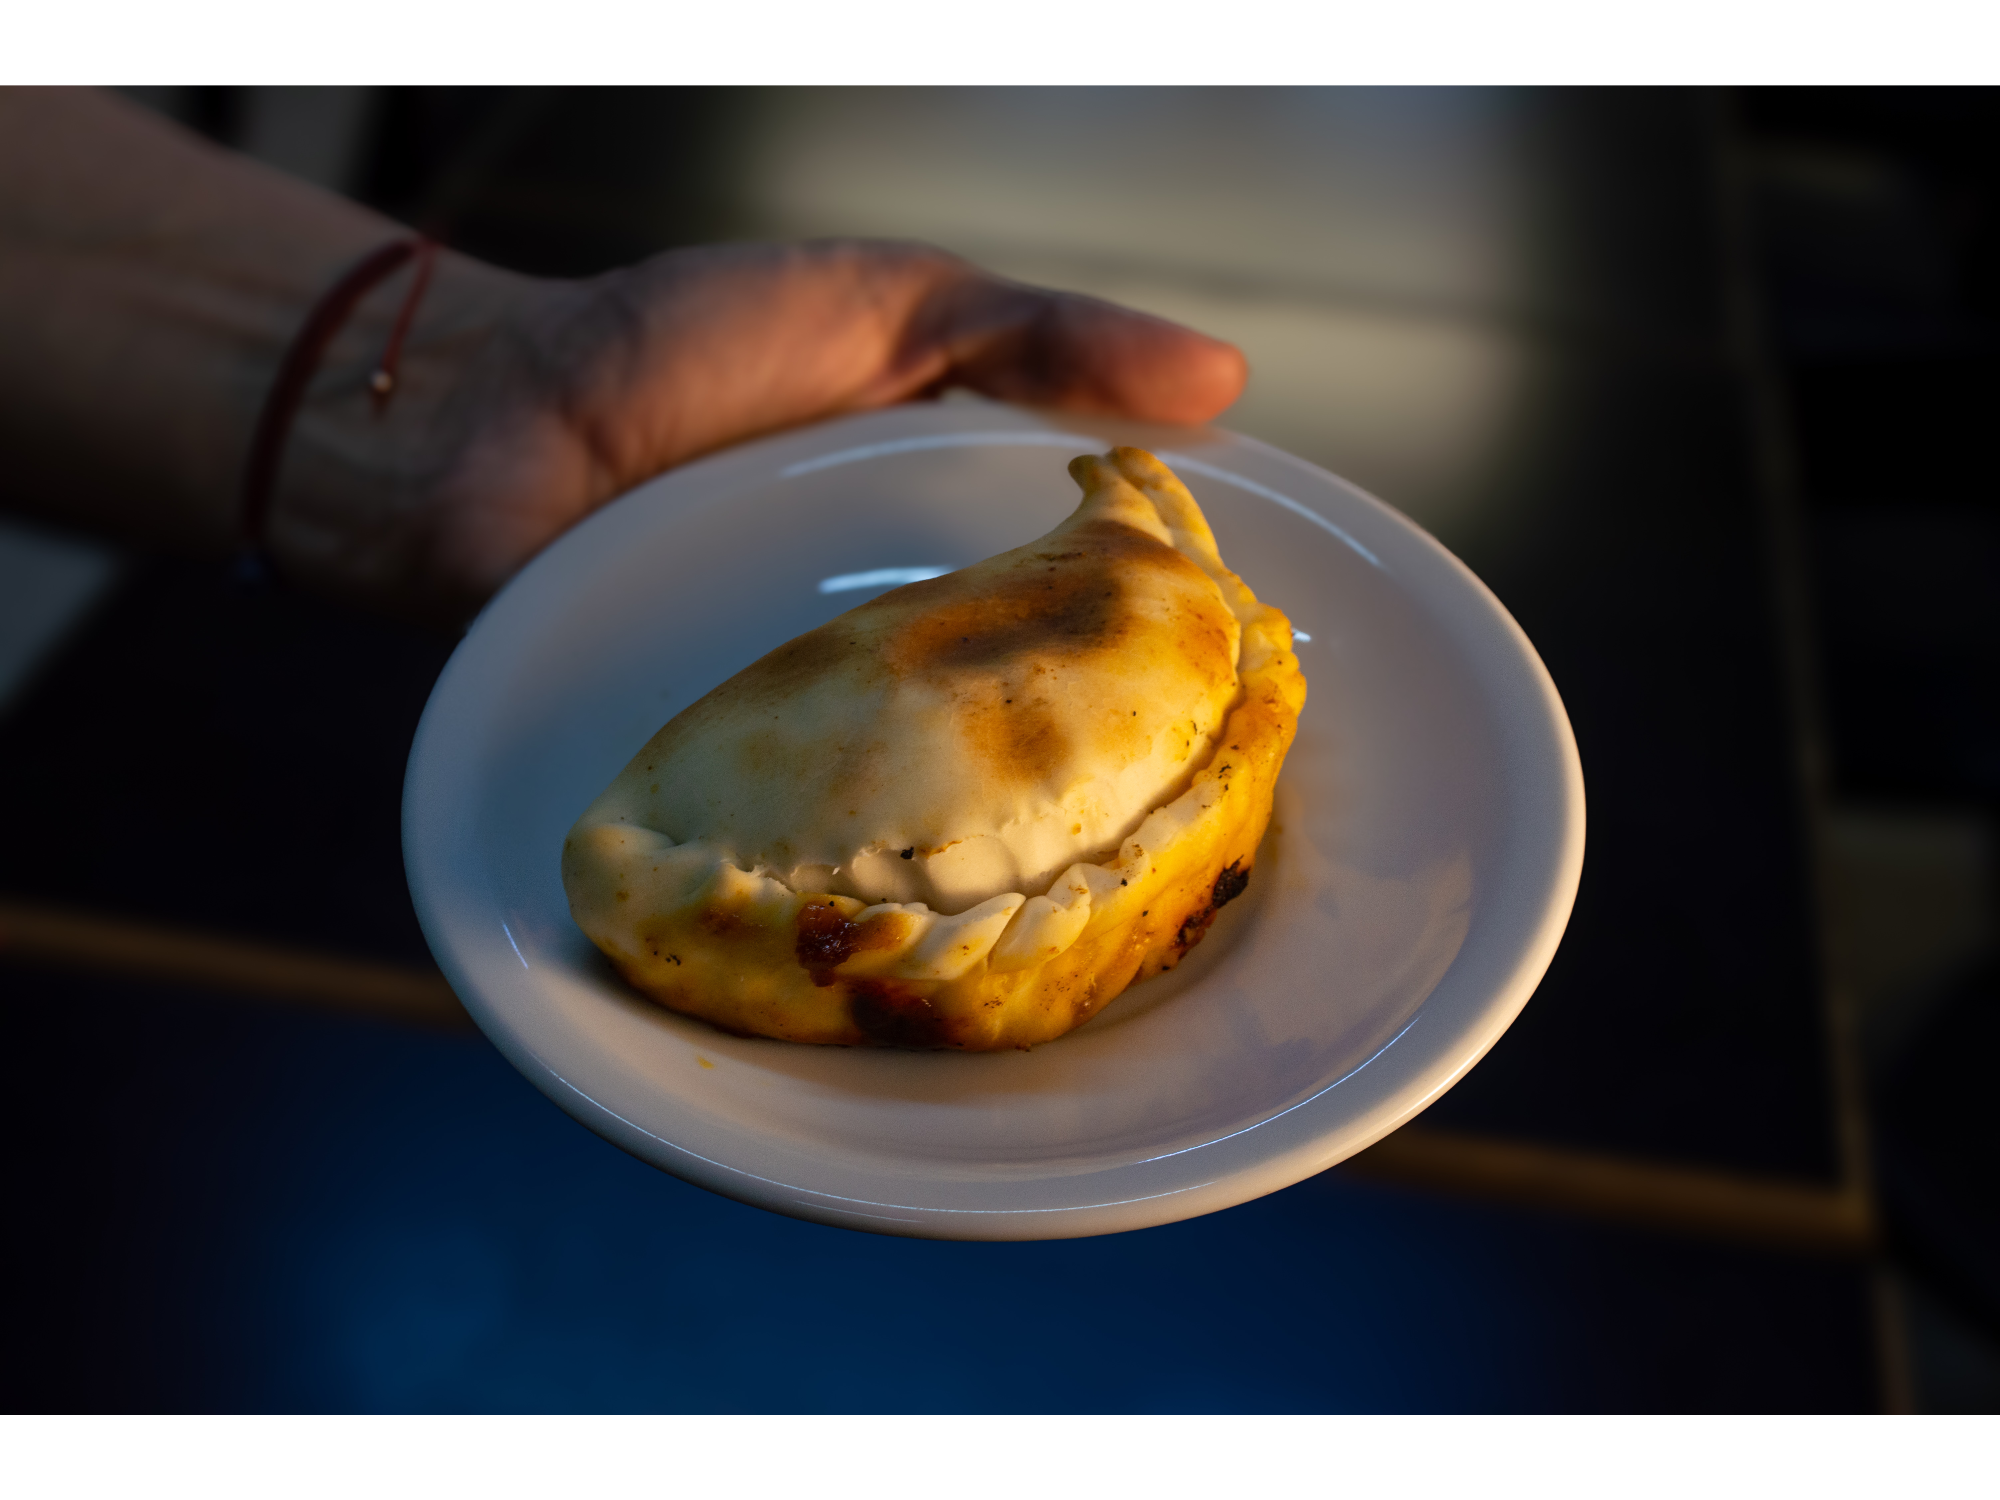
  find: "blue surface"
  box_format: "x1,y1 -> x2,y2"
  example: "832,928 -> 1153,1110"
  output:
10,971 -> 1876,1412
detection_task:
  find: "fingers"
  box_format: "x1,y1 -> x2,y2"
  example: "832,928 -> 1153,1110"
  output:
915,273 -> 1250,426
577,241 -> 1248,472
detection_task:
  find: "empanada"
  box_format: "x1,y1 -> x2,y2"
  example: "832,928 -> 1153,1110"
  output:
562,447 -> 1305,1049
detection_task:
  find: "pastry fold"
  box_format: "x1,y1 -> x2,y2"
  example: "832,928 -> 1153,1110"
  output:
563,447 -> 1305,1049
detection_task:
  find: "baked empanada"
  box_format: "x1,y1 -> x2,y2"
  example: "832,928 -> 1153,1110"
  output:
562,446 -> 1305,1049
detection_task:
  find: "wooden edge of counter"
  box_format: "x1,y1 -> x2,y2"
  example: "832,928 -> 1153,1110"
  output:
0,897 -> 472,1030
1343,1123 -> 1874,1256
1,897 -> 1874,1255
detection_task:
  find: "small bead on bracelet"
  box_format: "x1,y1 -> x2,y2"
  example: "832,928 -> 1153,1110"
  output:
235,235 -> 438,585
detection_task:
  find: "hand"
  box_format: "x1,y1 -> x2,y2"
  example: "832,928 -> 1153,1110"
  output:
279,239 -> 1248,625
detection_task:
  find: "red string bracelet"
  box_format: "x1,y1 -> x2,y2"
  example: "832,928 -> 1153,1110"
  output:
235,235 -> 438,583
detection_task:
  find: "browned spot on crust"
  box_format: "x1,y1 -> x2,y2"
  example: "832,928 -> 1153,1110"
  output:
849,980 -> 951,1048
879,522 -> 1206,676
699,906 -> 746,937
793,902 -> 905,987
969,697 -> 1070,783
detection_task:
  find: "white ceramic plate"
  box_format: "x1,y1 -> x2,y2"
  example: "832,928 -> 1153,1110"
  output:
404,401 -> 1583,1240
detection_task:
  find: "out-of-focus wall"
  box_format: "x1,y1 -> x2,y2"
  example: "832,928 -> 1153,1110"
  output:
118,85 -> 379,193
725,87 -> 1538,543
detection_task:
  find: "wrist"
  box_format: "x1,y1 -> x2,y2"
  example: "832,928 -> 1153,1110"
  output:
262,249 -> 544,619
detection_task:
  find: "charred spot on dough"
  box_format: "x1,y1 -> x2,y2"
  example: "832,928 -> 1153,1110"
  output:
1213,860 -> 1251,909
1172,860 -> 1252,957
793,901 -> 853,985
794,901 -> 909,986
849,980 -> 952,1049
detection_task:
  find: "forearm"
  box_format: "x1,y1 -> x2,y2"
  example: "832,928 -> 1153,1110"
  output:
0,87 -> 520,559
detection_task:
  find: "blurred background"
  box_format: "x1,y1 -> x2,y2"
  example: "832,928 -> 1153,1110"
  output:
2,86 -> 1994,1412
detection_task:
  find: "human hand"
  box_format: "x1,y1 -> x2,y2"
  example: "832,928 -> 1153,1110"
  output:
278,239 -> 1248,625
